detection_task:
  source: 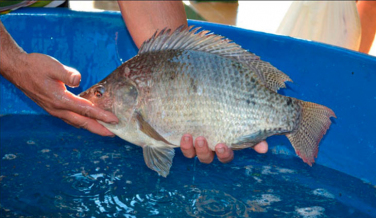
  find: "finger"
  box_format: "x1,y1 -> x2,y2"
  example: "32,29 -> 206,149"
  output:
253,141 -> 268,153
195,136 -> 214,164
58,111 -> 115,137
180,134 -> 196,158
215,143 -> 234,163
57,91 -> 119,124
51,64 -> 82,88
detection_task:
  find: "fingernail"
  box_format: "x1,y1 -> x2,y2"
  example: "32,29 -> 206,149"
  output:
70,75 -> 80,86
217,147 -> 225,154
106,133 -> 115,137
197,140 -> 204,148
110,121 -> 118,125
184,136 -> 190,142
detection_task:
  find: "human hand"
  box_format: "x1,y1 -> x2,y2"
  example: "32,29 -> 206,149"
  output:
180,134 -> 268,164
6,53 -> 118,136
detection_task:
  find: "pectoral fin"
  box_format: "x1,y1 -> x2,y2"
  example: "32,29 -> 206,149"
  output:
143,145 -> 175,177
135,112 -> 172,145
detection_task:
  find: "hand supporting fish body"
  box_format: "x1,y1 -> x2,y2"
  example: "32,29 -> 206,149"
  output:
80,26 -> 336,177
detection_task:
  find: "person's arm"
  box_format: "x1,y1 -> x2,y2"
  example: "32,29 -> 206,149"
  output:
0,20 -> 118,135
357,1 -> 376,54
118,1 -> 268,163
118,1 -> 188,48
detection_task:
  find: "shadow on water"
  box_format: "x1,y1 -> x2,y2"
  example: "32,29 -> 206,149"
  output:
1,115 -> 375,217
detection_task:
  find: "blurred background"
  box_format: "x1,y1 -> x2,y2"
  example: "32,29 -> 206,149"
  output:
69,0 -> 376,56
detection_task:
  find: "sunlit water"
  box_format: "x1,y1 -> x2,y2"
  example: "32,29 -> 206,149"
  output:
1,115 -> 375,217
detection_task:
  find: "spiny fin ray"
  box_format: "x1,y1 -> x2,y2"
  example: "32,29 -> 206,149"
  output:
139,25 -> 292,92
139,25 -> 260,61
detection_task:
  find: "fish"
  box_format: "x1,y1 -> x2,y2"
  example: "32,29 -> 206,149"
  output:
79,25 -> 336,177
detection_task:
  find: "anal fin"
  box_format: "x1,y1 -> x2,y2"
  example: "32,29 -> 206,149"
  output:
232,129 -> 286,150
143,145 -> 175,177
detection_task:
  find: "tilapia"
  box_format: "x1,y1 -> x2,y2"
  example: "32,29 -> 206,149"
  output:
80,26 -> 336,177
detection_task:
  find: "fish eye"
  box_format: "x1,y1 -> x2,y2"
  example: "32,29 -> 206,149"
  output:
94,86 -> 105,98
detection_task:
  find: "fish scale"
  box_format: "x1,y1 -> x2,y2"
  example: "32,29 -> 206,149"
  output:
139,50 -> 295,150
80,26 -> 336,177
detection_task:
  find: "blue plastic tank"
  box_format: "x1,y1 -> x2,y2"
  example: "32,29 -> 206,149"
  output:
1,8 -> 375,217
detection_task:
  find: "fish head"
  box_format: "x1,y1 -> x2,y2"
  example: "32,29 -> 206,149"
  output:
79,69 -> 138,120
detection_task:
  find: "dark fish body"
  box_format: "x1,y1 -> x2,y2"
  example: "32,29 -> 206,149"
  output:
80,26 -> 336,177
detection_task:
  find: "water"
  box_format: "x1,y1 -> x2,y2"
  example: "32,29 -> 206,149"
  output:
1,115 -> 375,217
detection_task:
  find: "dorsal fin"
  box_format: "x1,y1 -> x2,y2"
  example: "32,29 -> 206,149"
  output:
139,25 -> 292,92
139,25 -> 260,60
249,60 -> 293,92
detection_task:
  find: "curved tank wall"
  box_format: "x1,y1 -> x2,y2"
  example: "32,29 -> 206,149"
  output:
1,8 -> 376,185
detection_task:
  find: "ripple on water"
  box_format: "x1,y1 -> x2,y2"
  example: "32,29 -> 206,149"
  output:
312,188 -> 335,199
2,154 -> 17,160
2,115 -> 376,218
27,140 -> 36,145
56,171 -> 132,217
187,189 -> 249,217
296,206 -> 325,218
261,165 -> 296,175
62,172 -> 114,197
253,194 -> 281,206
56,173 -> 282,218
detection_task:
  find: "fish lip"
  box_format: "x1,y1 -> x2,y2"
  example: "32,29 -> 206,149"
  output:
78,91 -> 89,98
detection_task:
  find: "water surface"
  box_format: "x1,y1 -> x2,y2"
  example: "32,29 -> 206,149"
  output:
1,115 -> 375,217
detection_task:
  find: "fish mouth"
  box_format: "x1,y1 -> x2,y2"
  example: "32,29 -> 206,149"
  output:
78,90 -> 89,99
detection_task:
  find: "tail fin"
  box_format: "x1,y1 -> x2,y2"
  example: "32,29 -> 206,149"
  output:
286,101 -> 336,166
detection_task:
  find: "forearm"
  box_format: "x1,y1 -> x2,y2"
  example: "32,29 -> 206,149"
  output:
357,1 -> 376,54
0,20 -> 27,85
118,1 -> 187,48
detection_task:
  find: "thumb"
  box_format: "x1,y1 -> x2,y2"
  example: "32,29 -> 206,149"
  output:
30,53 -> 82,87
59,65 -> 81,88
